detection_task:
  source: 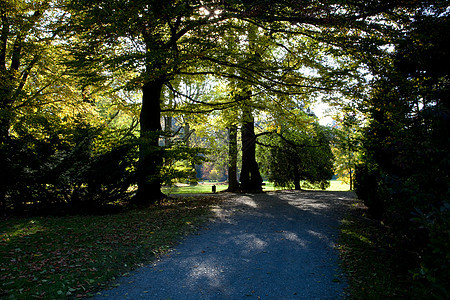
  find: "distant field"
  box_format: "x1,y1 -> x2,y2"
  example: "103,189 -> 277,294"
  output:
163,180 -> 350,195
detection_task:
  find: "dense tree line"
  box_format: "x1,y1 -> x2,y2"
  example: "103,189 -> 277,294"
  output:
353,3 -> 449,296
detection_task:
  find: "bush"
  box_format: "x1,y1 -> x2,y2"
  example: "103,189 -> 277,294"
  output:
412,202 -> 450,298
354,164 -> 384,218
0,122 -> 137,215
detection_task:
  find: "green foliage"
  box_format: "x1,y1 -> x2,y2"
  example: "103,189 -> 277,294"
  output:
258,120 -> 334,190
332,111 -> 362,190
161,143 -> 207,186
0,117 -> 138,214
354,3 -> 450,296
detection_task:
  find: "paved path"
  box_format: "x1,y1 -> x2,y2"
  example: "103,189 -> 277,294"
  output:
94,190 -> 355,299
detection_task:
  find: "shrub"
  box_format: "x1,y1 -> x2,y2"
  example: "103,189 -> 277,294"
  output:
354,164 -> 384,218
0,123 -> 137,215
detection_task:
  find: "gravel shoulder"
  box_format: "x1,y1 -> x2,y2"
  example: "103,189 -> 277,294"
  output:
94,190 -> 356,299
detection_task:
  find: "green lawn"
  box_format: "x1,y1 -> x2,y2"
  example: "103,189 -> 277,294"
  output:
0,197 -> 219,299
162,182 -> 229,194
163,180 -> 350,195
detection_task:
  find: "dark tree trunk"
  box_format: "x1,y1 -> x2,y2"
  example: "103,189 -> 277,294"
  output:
164,116 -> 172,147
184,123 -> 198,186
227,125 -> 240,192
133,79 -> 165,206
293,164 -> 301,190
349,167 -> 353,191
0,72 -> 14,145
240,109 -> 262,192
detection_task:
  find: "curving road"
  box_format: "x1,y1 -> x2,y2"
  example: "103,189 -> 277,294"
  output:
94,190 -> 355,299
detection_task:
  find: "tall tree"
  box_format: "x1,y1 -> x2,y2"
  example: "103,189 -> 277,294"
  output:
351,2 -> 449,295
65,0 -> 409,204
0,0 -> 73,212
66,0 -> 231,205
240,103 -> 263,192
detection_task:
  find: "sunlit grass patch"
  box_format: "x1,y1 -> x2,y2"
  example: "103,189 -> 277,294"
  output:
163,180 -> 350,195
0,197 -> 219,299
163,182 -> 228,194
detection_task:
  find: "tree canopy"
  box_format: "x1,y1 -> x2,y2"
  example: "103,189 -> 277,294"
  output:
0,1 -> 448,294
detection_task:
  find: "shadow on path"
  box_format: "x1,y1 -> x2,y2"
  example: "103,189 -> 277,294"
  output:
94,190 -> 356,299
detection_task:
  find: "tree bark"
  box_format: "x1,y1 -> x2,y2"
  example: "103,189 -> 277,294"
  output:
349,167 -> 353,191
133,78 -> 165,206
164,116 -> 172,147
240,109 -> 263,192
227,125 -> 240,192
293,164 -> 301,190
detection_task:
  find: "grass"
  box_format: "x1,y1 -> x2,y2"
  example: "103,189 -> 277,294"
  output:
0,181 -> 351,299
303,180 -> 351,192
337,202 -> 427,299
0,197 -> 220,299
162,182 -> 229,194
163,180 -> 350,195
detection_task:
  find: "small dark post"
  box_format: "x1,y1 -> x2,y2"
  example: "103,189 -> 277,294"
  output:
212,185 -> 217,193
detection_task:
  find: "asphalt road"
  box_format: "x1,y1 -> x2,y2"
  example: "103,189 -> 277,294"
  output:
93,190 -> 355,299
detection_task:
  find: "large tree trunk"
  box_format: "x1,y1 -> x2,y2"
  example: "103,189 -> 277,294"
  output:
293,164 -> 301,190
240,109 -> 263,192
227,125 -> 240,192
133,79 -> 165,206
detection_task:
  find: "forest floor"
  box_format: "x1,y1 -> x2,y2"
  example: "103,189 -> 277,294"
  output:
93,191 -> 355,299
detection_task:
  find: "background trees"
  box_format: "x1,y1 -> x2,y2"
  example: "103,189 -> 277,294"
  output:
258,114 -> 334,190
332,111 -> 362,191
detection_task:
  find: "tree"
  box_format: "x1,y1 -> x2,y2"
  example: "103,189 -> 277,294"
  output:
0,0 -> 144,214
64,0 -> 427,206
65,0 -> 233,205
66,0 -> 387,203
258,115 -> 334,190
332,111 -> 362,190
0,0 -> 78,212
226,124 -> 240,191
353,3 -> 449,295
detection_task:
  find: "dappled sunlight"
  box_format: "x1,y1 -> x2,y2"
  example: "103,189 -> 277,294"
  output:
187,260 -> 226,289
282,231 -> 307,247
1,220 -> 47,243
89,190 -> 353,298
233,233 -> 268,253
307,230 -> 334,248
288,200 -> 329,211
234,195 -> 259,208
271,190 -> 355,214
209,195 -> 260,223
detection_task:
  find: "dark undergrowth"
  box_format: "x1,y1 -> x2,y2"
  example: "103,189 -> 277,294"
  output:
338,202 -> 431,299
